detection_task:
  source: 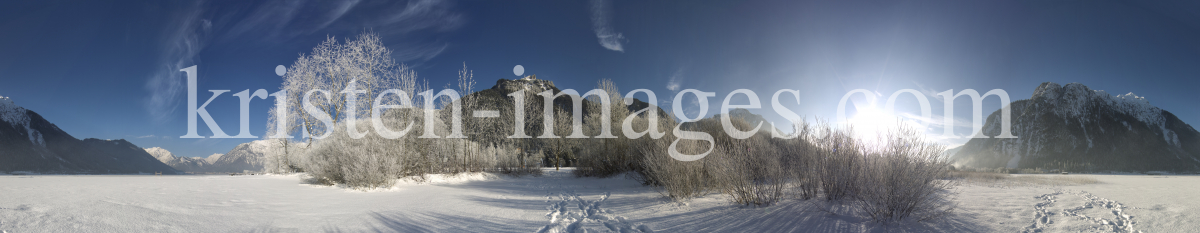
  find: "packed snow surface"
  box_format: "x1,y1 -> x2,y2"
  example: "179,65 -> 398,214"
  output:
0,170 -> 1196,232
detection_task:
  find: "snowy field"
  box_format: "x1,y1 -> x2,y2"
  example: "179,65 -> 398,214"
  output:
0,170 -> 1196,232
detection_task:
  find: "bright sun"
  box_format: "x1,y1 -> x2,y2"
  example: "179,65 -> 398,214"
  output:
844,106 -> 916,144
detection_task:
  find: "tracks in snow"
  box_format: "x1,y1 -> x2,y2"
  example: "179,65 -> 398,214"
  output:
1026,190 -> 1062,231
1022,190 -> 1140,233
538,191 -> 653,233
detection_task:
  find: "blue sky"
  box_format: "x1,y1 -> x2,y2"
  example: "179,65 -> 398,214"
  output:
1,0 -> 1199,157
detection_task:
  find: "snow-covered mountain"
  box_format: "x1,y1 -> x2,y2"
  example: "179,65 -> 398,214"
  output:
204,153 -> 223,164
0,96 -> 177,173
145,147 -> 211,172
951,82 -> 1200,172
209,140 -> 278,173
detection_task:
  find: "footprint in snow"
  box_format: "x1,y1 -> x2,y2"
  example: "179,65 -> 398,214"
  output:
538,191 -> 652,233
1023,190 -> 1139,233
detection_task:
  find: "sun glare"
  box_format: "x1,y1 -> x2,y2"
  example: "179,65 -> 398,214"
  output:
844,106 -> 919,145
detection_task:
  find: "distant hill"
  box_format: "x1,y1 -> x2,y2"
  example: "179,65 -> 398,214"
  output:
713,109 -> 767,126
943,146 -> 962,159
147,140 -> 276,173
950,82 -> 1200,172
146,147 -> 210,172
0,96 -> 177,173
209,140 -> 275,173
675,108 -> 782,136
204,153 -> 223,164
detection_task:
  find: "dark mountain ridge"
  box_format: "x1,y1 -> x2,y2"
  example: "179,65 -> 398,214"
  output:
951,82 -> 1200,172
0,96 -> 177,173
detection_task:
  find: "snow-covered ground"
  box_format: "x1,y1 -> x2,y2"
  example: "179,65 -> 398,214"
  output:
0,170 -> 1194,232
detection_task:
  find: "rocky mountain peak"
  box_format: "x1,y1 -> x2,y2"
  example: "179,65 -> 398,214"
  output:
1023,82 -> 1164,127
491,75 -> 560,95
0,95 -> 29,127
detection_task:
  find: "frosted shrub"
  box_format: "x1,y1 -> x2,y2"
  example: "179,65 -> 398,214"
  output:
628,110 -> 710,200
814,125 -> 865,201
489,144 -> 542,176
710,136 -> 786,206
638,137 -> 711,200
776,122 -> 821,200
697,118 -> 787,206
339,149 -> 403,188
849,125 -> 955,222
301,121 -> 405,188
263,139 -> 307,174
635,117 -> 792,205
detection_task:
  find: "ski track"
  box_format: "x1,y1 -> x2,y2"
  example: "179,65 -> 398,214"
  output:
1023,189 -> 1141,233
537,191 -> 653,233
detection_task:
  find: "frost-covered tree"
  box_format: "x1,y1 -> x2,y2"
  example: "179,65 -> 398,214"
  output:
453,63 -> 478,172
548,108 -> 576,170
576,79 -> 636,176
270,32 -> 417,143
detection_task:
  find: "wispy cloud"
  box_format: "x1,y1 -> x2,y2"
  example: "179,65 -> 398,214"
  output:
589,0 -> 625,52
897,112 -> 982,130
136,135 -> 158,139
373,0 -> 464,34
143,0 -> 464,123
215,0 -> 462,60
666,67 -> 685,91
911,80 -> 944,101
143,1 -> 209,123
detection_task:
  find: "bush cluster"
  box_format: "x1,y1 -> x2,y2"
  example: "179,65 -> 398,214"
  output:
630,118 -> 954,222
